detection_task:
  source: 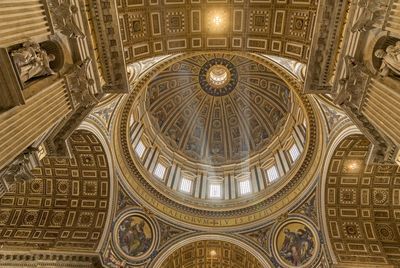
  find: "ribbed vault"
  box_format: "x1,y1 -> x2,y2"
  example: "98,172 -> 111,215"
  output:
145,53 -> 291,165
115,51 -> 323,229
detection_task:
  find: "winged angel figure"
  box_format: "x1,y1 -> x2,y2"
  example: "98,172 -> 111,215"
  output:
48,0 -> 85,39
280,226 -> 315,266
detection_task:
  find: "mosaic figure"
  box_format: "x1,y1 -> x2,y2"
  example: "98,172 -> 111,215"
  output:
279,225 -> 315,266
118,216 -> 153,257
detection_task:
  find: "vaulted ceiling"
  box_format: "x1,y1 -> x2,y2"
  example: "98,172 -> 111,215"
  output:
0,130 -> 111,251
116,0 -> 318,64
160,240 -> 263,268
325,135 -> 400,267
145,53 -> 291,165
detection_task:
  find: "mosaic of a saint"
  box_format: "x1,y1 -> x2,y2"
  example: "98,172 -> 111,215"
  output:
278,224 -> 315,266
118,216 -> 153,257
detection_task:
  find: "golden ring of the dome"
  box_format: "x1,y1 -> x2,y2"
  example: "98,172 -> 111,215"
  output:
114,52 -> 325,231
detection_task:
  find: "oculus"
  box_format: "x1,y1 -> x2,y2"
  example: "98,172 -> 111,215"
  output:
199,57 -> 238,96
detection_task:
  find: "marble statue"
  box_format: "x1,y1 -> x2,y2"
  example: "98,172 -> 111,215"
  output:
48,0 -> 85,39
336,56 -> 369,106
374,41 -> 400,77
11,40 -> 55,83
68,58 -> 98,107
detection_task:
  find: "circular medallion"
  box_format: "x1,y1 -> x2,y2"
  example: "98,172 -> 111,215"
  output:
113,210 -> 159,263
273,219 -> 319,268
199,58 -> 238,96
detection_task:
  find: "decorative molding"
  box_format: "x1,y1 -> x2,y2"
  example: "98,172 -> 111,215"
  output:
113,51 -> 324,231
89,0 -> 129,93
304,0 -> 349,93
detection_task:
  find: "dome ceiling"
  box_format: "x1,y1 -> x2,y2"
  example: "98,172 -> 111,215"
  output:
116,52 -> 323,229
145,54 -> 291,165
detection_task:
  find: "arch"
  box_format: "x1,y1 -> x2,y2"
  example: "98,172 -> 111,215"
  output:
0,130 -> 112,252
78,121 -> 117,253
150,233 -> 272,268
322,131 -> 400,266
319,123 -> 361,264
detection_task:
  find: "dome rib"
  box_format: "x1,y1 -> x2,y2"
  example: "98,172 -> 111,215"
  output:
144,54 -> 292,165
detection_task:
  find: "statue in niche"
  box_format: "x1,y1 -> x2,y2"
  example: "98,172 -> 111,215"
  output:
374,41 -> 400,77
11,40 -> 55,84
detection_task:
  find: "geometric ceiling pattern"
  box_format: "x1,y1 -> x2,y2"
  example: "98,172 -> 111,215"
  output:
159,240 -> 263,268
325,135 -> 400,267
117,51 -> 321,228
146,53 -> 291,165
0,130 -> 110,252
116,0 -> 317,64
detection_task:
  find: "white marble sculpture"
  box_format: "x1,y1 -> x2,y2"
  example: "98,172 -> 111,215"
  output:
11,40 -> 55,83
375,41 -> 400,77
351,0 -> 388,32
48,0 -> 85,39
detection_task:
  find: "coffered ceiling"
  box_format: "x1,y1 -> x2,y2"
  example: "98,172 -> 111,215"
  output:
116,0 -> 318,64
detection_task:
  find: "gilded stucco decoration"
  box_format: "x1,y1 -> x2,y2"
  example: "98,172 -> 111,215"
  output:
114,51 -> 324,230
145,54 -> 291,165
325,134 -> 400,266
116,0 -> 317,64
0,130 -> 111,251
158,240 -> 264,268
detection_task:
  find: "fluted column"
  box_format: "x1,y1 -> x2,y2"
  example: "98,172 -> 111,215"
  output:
0,77 -> 72,170
0,0 -> 52,47
384,0 -> 400,36
362,77 -> 400,145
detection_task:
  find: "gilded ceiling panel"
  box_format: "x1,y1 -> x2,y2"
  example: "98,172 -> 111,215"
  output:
325,134 -> 400,266
159,240 -> 263,268
0,130 -> 111,251
116,0 -> 318,64
145,54 -> 291,165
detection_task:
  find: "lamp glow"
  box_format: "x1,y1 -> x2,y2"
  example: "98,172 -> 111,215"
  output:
213,16 -> 222,25
210,250 -> 217,257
